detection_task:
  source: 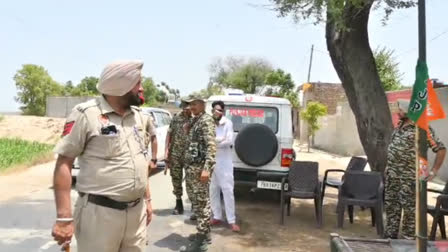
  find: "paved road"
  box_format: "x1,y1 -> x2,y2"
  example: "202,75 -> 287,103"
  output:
0,165 -> 280,252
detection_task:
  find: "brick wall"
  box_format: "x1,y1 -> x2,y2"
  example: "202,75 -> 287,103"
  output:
303,83 -> 346,115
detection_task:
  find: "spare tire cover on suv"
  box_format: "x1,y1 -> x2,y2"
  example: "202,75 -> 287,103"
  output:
234,123 -> 278,167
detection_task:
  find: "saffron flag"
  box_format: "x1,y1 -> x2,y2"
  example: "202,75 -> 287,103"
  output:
416,79 -> 446,134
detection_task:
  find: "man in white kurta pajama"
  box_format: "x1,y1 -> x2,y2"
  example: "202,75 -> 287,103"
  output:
209,101 -> 240,232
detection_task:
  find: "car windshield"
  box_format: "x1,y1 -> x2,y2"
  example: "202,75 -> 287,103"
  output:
224,106 -> 278,133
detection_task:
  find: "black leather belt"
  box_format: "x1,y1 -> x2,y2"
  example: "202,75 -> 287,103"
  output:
78,192 -> 141,210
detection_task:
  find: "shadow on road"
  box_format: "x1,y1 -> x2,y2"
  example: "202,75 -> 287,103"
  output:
152,232 -> 188,251
153,208 -> 175,217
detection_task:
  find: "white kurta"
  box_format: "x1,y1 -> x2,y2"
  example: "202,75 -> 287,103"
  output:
210,116 -> 236,223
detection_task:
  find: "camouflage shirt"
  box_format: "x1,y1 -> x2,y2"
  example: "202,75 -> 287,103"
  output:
386,119 -> 445,178
185,111 -> 216,172
168,112 -> 191,160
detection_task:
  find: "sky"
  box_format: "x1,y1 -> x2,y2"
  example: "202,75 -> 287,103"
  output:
1,0 -> 447,112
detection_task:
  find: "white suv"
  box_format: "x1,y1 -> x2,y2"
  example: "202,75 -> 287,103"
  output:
206,94 -> 295,190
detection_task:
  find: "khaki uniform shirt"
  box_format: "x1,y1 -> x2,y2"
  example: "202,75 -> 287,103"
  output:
54,96 -> 156,202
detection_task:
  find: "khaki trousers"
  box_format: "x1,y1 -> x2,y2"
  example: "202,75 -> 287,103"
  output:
73,195 -> 147,252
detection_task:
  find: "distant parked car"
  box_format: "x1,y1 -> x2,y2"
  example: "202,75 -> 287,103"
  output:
72,107 -> 172,184
140,107 -> 172,167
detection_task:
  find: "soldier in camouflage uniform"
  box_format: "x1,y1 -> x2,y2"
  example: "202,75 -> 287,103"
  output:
166,100 -> 192,215
384,99 -> 446,239
180,96 -> 216,252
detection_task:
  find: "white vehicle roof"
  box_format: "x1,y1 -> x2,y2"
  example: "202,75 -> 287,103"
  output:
141,107 -> 171,114
208,94 -> 291,105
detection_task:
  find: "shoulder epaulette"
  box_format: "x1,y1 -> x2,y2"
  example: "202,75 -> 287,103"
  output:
131,105 -> 142,112
75,99 -> 98,113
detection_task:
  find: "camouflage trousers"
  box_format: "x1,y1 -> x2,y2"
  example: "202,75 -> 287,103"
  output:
170,157 -> 185,199
186,164 -> 211,235
384,173 -> 416,239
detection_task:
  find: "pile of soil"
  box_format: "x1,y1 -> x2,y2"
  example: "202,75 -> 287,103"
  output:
0,115 -> 65,145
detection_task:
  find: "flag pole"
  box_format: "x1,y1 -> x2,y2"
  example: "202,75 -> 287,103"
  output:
416,0 -> 428,251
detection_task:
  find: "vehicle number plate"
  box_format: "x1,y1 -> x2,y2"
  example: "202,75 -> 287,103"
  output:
257,180 -> 288,190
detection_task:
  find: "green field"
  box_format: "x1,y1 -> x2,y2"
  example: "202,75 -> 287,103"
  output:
0,114 -> 4,122
0,138 -> 54,172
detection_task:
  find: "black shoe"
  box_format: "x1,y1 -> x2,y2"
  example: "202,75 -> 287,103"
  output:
190,213 -> 197,221
172,199 -> 184,215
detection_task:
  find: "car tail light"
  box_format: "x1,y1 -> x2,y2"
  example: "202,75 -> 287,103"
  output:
281,148 -> 294,167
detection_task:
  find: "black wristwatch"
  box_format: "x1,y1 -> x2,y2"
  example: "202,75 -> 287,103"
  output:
151,159 -> 157,163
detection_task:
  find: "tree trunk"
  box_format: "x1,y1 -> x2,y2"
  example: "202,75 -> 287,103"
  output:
307,135 -> 311,153
325,1 -> 393,173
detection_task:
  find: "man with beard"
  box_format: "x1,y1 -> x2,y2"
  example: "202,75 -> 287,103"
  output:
209,100 -> 240,232
51,60 -> 157,252
384,99 -> 446,239
165,100 -> 193,215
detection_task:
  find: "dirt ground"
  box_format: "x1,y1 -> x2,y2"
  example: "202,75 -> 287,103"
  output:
228,145 -> 447,251
0,115 -> 65,145
227,146 -> 380,252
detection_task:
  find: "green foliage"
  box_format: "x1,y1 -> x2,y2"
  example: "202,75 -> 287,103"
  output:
69,77 -> 99,96
156,81 -> 181,103
188,84 -> 224,100
14,64 -> 64,116
265,69 -> 294,94
209,56 -> 273,93
0,115 -> 4,122
300,101 -> 327,137
226,63 -> 273,93
284,91 -> 300,108
271,0 -> 416,26
208,57 -> 300,106
0,138 -> 54,171
14,63 -> 179,113
264,68 -> 299,107
141,77 -> 159,106
374,47 -> 403,91
63,81 -> 75,96
156,90 -> 168,103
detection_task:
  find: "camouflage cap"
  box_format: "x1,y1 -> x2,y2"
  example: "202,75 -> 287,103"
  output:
184,96 -> 206,103
179,99 -> 190,108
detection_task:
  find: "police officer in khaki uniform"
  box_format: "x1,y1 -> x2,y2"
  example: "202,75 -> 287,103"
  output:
51,60 -> 158,252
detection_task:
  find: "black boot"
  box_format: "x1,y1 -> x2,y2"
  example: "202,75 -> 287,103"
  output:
173,199 -> 184,215
189,205 -> 197,220
187,233 -> 212,244
180,233 -> 209,252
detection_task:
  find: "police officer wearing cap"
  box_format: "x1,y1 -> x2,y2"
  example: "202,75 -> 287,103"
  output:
51,60 -> 158,252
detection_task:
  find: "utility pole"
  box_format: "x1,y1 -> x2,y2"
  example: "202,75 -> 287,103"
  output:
307,44 -> 314,83
416,0 -> 428,251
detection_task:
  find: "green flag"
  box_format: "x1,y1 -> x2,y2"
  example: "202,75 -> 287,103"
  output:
407,60 -> 429,122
